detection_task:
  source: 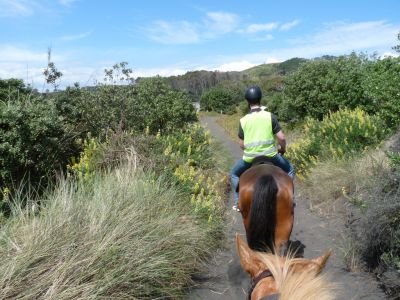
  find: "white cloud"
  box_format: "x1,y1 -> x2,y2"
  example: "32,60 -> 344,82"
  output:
146,20 -> 200,44
203,12 -> 239,37
0,45 -> 70,90
0,45 -> 48,62
133,67 -> 187,78
280,20 -> 300,31
60,31 -> 91,41
289,20 -> 399,55
214,60 -> 257,72
225,20 -> 400,66
381,51 -> 399,58
241,22 -> 278,34
145,11 -> 239,44
0,0 -> 36,17
2,20 -> 399,89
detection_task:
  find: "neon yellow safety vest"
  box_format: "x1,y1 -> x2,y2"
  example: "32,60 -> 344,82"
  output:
240,110 -> 278,163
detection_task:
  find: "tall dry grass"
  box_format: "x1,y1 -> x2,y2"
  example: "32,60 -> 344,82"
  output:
0,166 -> 219,299
299,149 -> 388,209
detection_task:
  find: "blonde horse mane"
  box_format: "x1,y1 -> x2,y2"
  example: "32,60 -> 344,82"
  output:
255,251 -> 336,300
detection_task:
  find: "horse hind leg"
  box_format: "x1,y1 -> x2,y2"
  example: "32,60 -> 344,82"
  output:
275,187 -> 294,256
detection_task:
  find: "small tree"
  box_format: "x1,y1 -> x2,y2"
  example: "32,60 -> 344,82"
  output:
104,61 -> 134,85
43,47 -> 63,91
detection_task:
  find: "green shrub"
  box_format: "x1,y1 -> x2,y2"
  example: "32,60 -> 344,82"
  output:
134,77 -> 197,133
55,76 -> 196,137
362,57 -> 400,129
282,54 -> 367,122
278,55 -> 400,130
0,95 -> 77,195
0,78 -> 32,101
200,86 -> 237,113
286,108 -> 385,177
53,83 -> 134,137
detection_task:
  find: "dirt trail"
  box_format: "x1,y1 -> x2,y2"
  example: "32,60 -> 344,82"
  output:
188,116 -> 386,300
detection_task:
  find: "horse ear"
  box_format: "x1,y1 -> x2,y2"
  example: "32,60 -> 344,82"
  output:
289,250 -> 331,274
311,250 -> 331,273
236,233 -> 262,277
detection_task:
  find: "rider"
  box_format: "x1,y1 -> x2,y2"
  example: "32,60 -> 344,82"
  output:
231,85 -> 295,211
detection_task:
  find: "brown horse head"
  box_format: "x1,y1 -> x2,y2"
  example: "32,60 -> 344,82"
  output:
236,234 -> 334,300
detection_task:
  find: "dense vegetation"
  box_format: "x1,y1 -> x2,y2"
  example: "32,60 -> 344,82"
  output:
271,54 -> 400,129
0,67 -> 196,210
200,80 -> 245,114
287,108 -> 385,178
0,62 -> 229,298
0,126 -> 227,298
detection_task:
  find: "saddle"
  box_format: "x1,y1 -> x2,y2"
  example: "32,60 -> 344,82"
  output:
251,156 -> 275,167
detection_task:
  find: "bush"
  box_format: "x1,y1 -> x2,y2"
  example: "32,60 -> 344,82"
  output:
200,86 -> 237,113
282,54 -> 367,122
286,108 -> 385,177
0,95 -> 77,195
278,55 -> 400,130
134,77 -> 197,133
55,77 -> 196,136
67,124 -> 225,224
53,83 -> 136,137
0,78 -> 32,101
362,57 -> 400,129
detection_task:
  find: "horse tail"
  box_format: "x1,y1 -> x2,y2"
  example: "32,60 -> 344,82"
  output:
247,174 -> 278,253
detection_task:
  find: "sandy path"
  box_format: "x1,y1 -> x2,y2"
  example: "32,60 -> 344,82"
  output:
188,116 -> 386,300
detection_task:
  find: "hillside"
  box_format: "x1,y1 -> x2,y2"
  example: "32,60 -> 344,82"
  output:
163,57 -> 308,102
243,57 -> 307,79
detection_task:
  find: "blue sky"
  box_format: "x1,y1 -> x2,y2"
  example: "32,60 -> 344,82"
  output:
0,0 -> 399,88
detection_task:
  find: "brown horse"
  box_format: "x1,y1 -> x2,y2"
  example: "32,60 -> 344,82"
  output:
238,161 -> 294,254
236,234 -> 334,300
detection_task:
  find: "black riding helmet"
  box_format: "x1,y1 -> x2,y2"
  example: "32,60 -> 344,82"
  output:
245,86 -> 262,104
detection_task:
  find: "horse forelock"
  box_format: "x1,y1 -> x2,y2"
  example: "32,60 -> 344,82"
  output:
257,253 -> 336,300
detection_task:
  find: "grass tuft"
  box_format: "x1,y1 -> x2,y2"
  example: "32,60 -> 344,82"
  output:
0,166 -> 219,299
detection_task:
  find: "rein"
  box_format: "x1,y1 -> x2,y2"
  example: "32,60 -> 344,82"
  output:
248,269 -> 273,300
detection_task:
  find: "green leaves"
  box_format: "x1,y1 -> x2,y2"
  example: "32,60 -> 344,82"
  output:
279,54 -> 400,131
286,108 -> 385,177
282,54 -> 367,121
0,71 -> 197,206
0,95 -> 76,192
200,85 -> 238,113
362,57 -> 400,128
134,77 -> 197,133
